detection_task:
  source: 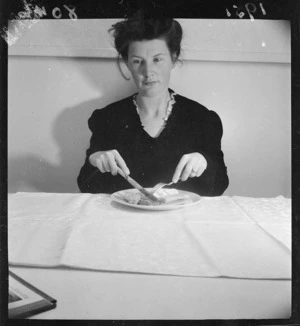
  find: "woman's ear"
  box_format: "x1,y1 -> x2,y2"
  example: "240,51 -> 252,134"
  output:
124,59 -> 131,71
117,56 -> 131,81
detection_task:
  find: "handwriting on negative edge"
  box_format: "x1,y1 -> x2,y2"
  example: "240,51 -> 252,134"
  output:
226,2 -> 266,19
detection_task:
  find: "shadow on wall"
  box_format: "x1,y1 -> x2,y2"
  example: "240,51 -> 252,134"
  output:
8,97 -> 98,193
8,86 -> 134,193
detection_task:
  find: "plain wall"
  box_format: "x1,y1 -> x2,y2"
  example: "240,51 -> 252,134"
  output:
8,20 -> 291,197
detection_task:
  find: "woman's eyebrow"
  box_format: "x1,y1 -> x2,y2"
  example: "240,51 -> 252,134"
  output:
129,53 -> 166,58
153,53 -> 166,57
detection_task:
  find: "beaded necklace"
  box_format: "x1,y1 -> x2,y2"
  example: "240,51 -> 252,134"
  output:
133,91 -> 176,124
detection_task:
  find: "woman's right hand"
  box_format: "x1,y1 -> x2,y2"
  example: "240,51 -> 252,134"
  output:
89,150 -> 130,176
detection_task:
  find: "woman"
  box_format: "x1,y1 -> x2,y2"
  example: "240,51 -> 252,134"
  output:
77,12 -> 229,196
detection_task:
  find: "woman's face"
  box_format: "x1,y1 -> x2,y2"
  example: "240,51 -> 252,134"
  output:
126,38 -> 176,97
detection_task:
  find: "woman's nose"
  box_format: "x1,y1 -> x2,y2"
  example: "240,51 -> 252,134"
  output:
142,61 -> 154,78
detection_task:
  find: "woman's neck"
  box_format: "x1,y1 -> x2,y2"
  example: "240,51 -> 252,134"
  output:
136,90 -> 170,118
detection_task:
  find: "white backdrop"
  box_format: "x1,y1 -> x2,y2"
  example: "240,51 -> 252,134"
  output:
8,19 -> 291,197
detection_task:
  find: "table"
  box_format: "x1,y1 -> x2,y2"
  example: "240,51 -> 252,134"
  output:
8,192 -> 291,319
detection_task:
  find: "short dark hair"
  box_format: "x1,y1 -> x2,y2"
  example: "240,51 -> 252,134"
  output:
109,11 -> 183,62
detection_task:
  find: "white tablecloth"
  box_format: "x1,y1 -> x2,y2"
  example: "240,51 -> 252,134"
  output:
8,192 -> 291,280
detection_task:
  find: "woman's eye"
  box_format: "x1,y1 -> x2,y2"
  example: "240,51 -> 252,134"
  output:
133,60 -> 141,64
154,57 -> 162,63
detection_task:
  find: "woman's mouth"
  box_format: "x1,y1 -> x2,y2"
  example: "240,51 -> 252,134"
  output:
143,81 -> 157,87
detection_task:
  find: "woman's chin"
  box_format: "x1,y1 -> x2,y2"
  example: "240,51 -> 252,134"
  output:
138,86 -> 166,97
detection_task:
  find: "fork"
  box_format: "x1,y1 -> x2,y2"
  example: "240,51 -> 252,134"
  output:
151,181 -> 174,194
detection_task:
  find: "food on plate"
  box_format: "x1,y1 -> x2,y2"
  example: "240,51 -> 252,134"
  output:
123,189 -> 192,206
123,191 -> 161,206
137,195 -> 162,206
123,192 -> 142,205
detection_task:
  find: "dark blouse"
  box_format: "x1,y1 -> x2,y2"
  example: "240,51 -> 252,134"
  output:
77,91 -> 229,196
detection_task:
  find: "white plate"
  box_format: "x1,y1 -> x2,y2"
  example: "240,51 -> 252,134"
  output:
111,188 -> 201,211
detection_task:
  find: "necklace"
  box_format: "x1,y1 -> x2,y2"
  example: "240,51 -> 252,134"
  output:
133,92 -> 176,122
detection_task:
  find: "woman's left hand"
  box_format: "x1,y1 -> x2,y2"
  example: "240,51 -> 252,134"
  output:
172,152 -> 207,183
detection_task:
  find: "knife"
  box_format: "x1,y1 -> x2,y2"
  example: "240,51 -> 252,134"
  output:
117,168 -> 161,202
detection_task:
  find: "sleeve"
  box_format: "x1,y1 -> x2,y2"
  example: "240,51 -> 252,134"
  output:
77,109 -> 114,193
198,110 -> 229,195
180,109 -> 229,196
